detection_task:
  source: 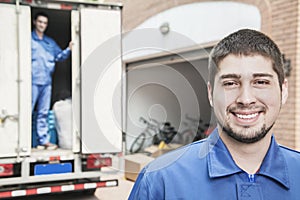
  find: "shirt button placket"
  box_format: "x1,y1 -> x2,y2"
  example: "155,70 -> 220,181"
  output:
236,183 -> 263,200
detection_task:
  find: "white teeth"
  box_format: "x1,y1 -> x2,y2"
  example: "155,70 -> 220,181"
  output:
236,113 -> 258,119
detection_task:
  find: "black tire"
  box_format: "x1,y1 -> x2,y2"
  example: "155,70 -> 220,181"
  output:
152,134 -> 161,145
82,188 -> 96,195
130,133 -> 146,153
171,131 -> 183,144
193,129 -> 208,142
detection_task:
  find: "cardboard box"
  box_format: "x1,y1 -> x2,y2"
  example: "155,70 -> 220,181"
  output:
124,153 -> 154,181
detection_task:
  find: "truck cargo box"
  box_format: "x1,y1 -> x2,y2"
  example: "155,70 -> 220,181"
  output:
0,0 -> 123,198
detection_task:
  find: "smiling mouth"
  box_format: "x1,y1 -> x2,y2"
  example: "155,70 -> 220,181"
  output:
228,105 -> 266,120
235,113 -> 259,120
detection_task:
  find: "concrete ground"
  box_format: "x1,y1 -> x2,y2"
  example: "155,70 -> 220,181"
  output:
96,174 -> 134,200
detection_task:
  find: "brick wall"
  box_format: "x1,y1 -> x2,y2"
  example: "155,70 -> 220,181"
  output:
296,1 -> 300,150
112,0 -> 299,149
269,0 -> 298,149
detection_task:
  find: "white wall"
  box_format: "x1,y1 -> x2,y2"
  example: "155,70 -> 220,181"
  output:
123,1 -> 261,60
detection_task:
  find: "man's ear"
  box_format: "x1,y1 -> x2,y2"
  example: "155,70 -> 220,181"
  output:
281,78 -> 288,105
207,82 -> 213,107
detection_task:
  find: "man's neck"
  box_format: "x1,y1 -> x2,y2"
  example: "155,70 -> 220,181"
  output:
35,29 -> 44,40
218,128 -> 272,174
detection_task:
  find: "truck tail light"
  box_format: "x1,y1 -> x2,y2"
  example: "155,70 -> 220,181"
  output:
86,154 -> 112,170
0,164 -> 13,177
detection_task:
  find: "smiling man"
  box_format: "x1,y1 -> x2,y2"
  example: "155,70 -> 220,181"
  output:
128,29 -> 300,200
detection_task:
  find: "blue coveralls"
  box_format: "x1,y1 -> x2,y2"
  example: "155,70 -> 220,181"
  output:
31,30 -> 71,145
129,129 -> 300,200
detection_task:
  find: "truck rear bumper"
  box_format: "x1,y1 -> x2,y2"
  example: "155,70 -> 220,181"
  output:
0,178 -> 118,199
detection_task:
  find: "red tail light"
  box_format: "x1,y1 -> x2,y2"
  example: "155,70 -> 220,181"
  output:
0,164 -> 13,177
86,155 -> 112,169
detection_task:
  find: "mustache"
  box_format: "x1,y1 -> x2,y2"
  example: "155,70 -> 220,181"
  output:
227,105 -> 266,113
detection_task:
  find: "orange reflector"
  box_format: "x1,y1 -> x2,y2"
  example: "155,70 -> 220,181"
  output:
49,156 -> 60,162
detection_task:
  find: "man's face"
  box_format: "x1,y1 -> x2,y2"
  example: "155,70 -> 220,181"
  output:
208,54 -> 288,143
34,16 -> 48,34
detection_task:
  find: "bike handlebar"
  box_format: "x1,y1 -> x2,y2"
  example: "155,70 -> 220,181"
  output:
139,117 -> 173,132
185,113 -> 200,123
139,116 -> 160,125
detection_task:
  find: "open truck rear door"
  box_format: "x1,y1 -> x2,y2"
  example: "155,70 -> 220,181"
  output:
78,7 -> 122,154
0,3 -> 31,158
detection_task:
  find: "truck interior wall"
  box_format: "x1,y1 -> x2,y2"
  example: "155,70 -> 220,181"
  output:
31,8 -> 72,107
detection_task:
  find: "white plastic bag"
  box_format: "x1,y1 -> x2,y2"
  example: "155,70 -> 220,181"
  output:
53,98 -> 72,149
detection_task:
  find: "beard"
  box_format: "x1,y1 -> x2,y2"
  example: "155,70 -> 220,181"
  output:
217,104 -> 274,143
220,121 -> 274,143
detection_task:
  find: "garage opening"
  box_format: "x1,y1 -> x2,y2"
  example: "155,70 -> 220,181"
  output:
125,46 -> 217,153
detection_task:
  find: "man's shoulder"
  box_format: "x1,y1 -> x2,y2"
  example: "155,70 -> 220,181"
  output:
43,35 -> 55,43
279,145 -> 300,160
144,139 -> 208,173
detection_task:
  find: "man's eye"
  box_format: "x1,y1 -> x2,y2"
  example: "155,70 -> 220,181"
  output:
222,81 -> 238,87
254,80 -> 270,85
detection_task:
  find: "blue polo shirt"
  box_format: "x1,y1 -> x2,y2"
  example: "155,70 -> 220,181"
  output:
129,129 -> 300,200
31,30 -> 71,85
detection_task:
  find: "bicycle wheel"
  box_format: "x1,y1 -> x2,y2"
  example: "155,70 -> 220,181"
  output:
130,132 -> 146,153
193,128 -> 208,142
171,131 -> 183,144
180,129 -> 196,145
152,133 -> 162,145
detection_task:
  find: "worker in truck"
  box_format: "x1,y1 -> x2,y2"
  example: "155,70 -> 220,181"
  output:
128,29 -> 300,199
32,12 -> 72,150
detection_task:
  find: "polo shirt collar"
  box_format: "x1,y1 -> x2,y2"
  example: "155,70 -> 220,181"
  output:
32,30 -> 40,40
205,129 -> 242,178
204,128 -> 290,189
32,30 -> 47,42
258,136 -> 290,189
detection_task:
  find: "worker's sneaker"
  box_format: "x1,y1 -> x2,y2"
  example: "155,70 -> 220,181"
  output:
37,143 -> 58,150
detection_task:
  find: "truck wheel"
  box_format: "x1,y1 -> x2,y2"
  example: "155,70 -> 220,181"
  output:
83,188 -> 96,195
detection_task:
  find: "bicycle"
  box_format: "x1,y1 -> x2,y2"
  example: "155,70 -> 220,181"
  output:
172,114 -> 210,145
129,117 -> 177,153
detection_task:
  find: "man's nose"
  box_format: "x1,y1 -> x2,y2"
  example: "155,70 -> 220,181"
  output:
236,85 -> 256,105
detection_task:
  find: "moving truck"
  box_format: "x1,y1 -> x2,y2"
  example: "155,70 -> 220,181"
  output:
0,0 -> 123,198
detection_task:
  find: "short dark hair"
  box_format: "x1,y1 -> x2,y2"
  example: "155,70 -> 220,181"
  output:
208,29 -> 284,91
34,12 -> 49,20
